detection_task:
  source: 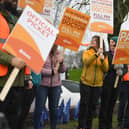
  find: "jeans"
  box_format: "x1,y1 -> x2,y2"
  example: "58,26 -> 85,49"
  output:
33,85 -> 62,129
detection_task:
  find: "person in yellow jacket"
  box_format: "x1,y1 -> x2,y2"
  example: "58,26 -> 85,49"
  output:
0,1 -> 33,129
77,35 -> 109,129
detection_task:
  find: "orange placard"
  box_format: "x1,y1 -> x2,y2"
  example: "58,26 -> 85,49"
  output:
18,0 -> 45,13
90,22 -> 113,34
3,6 -> 58,74
113,30 -> 129,64
81,42 -> 90,46
90,0 -> 113,34
55,7 -> 90,51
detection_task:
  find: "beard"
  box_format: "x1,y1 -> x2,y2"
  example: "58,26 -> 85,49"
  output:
3,1 -> 18,16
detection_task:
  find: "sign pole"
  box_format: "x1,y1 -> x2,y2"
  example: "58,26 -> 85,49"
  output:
55,48 -> 65,70
114,75 -> 119,88
100,33 -> 103,49
0,67 -> 20,101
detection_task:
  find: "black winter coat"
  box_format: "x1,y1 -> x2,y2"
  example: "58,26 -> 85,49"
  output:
103,50 -> 128,87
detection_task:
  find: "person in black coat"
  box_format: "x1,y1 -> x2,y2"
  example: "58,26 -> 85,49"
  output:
98,36 -> 128,129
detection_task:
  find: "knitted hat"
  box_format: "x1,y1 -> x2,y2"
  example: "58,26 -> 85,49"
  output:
110,36 -> 118,44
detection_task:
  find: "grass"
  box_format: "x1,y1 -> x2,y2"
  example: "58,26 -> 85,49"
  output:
44,120 -> 77,129
68,68 -> 82,82
25,114 -> 118,129
43,114 -> 118,129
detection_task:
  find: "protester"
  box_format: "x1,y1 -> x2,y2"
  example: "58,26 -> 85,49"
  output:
33,44 -> 66,129
17,77 -> 36,129
98,36 -> 128,129
77,35 -> 109,129
117,64 -> 129,129
0,1 -> 33,129
0,0 -> 18,31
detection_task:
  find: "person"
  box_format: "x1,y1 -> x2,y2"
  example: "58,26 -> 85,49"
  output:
98,36 -> 128,129
77,35 -> 109,129
33,44 -> 66,129
0,1 -> 33,129
0,0 -> 18,31
117,64 -> 129,129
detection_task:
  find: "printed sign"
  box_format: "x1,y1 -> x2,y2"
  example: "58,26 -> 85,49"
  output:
42,0 -> 54,23
17,0 -> 45,13
90,0 -> 113,34
55,7 -> 90,51
113,30 -> 129,64
3,6 -> 58,73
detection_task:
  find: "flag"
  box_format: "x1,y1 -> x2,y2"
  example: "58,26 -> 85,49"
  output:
57,99 -> 64,124
40,107 -> 49,127
73,100 -> 80,120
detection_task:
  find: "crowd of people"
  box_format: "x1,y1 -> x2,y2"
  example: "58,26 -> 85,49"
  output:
0,1 -> 129,129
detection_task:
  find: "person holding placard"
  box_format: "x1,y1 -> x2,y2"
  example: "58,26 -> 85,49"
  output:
77,35 -> 109,129
98,36 -> 128,129
0,2 -> 33,129
33,44 -> 66,129
117,64 -> 129,129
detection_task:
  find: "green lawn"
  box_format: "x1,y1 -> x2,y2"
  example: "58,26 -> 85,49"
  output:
44,114 -> 118,129
68,68 -> 82,82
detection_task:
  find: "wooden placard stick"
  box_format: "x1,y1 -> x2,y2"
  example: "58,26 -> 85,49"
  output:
0,67 -> 20,101
55,47 -> 66,70
100,33 -> 103,49
114,75 -> 119,88
100,33 -> 104,57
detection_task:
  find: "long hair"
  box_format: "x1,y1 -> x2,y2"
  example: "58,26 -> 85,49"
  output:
92,35 -> 100,48
91,35 -> 106,52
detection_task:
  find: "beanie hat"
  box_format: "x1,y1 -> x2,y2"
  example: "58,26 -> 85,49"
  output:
110,36 -> 118,44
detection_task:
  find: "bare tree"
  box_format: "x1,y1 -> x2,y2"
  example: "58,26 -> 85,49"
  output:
71,0 -> 129,36
110,0 -> 129,36
53,0 -> 72,26
71,0 -> 89,10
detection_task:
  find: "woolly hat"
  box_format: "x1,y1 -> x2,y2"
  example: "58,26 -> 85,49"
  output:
110,36 -> 118,44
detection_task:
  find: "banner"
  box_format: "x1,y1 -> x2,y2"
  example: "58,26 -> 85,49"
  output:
17,0 -> 45,13
112,30 -> 129,64
90,0 -> 113,34
55,7 -> 90,51
3,6 -> 58,74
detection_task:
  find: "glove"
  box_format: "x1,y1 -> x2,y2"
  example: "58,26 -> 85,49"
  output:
116,69 -> 123,76
114,64 -> 124,70
24,80 -> 33,89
